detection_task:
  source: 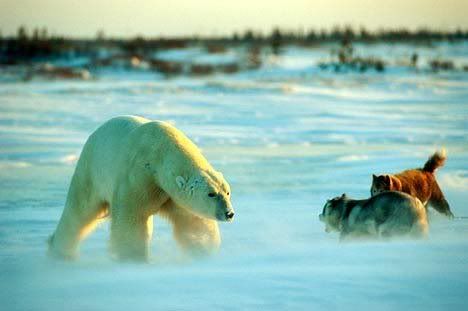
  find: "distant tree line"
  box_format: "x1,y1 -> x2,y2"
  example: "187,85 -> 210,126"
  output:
233,26 -> 468,45
1,25 -> 468,64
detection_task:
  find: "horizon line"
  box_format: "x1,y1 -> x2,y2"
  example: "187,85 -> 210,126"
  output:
3,24 -> 468,40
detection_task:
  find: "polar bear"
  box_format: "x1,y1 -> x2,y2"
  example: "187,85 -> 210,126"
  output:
48,116 -> 234,261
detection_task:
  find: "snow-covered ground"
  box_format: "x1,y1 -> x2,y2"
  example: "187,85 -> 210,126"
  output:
1,43 -> 468,310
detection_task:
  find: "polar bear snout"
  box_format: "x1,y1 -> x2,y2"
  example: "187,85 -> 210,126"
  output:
219,210 -> 234,222
225,211 -> 235,221
216,202 -> 235,222
217,208 -> 235,222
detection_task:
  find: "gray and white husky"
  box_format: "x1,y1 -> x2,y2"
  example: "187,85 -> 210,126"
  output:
319,191 -> 428,241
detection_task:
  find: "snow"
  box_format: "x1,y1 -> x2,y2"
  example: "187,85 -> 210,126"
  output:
155,47 -> 238,65
1,43 -> 468,310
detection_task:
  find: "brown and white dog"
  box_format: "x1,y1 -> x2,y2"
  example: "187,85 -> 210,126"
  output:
319,192 -> 428,241
371,150 -> 453,218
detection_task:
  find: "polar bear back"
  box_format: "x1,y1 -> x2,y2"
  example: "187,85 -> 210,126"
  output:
74,115 -> 213,204
76,115 -> 151,200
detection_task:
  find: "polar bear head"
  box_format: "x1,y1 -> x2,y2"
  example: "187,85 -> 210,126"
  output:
173,169 -> 234,221
172,170 -> 234,221
147,159 -> 234,222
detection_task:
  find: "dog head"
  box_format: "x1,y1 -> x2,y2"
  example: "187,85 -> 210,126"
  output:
371,174 -> 398,196
319,193 -> 348,233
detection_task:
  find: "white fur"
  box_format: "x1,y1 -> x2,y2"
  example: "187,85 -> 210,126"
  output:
49,115 -> 233,261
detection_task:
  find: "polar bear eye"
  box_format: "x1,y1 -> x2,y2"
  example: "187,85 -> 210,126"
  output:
208,193 -> 216,198
227,192 -> 230,196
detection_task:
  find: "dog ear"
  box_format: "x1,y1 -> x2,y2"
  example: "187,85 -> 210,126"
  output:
341,193 -> 346,198
372,174 -> 377,180
384,175 -> 391,184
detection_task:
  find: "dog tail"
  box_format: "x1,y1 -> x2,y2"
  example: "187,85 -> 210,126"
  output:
423,149 -> 446,173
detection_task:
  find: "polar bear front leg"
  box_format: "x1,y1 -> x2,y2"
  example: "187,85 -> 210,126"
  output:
159,200 -> 221,256
109,200 -> 153,262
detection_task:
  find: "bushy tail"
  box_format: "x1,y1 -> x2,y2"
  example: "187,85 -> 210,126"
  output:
423,149 -> 446,173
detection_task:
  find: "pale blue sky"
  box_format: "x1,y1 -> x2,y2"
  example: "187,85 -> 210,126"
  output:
1,0 -> 467,38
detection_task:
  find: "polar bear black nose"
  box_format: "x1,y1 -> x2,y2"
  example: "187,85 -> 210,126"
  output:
225,211 -> 234,220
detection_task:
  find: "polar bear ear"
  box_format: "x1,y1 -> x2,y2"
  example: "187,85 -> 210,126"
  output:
176,176 -> 186,189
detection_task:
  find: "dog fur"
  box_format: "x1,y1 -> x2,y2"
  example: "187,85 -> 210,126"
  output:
319,192 -> 428,240
370,150 -> 453,218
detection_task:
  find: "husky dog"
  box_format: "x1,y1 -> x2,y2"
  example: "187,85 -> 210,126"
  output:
371,150 -> 453,218
319,192 -> 428,240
